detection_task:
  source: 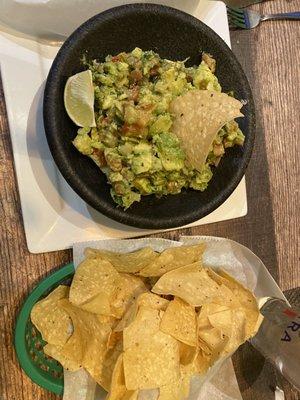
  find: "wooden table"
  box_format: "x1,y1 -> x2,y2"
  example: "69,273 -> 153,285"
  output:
0,1 -> 299,399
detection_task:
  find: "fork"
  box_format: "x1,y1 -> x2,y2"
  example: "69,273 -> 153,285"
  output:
227,7 -> 300,29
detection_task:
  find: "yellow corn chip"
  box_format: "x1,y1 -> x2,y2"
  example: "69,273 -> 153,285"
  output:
31,285 -> 72,347
106,354 -> 126,400
100,332 -> 123,391
43,343 -> 81,371
121,391 -> 138,400
69,258 -> 120,315
159,350 -> 210,400
123,306 -> 161,350
207,269 -> 261,338
205,305 -> 233,338
152,263 -> 228,306
97,314 -> 117,328
160,297 -> 197,346
178,342 -> 198,366
222,308 -> 247,355
59,299 -> 111,384
158,380 -> 182,400
111,273 -> 148,318
137,292 -> 169,310
114,302 -> 138,333
170,90 -> 243,170
139,244 -> 205,277
84,247 -> 158,274
123,330 -> 180,390
218,270 -> 261,337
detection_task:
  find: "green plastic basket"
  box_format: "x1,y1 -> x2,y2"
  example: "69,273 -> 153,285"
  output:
14,263 -> 75,395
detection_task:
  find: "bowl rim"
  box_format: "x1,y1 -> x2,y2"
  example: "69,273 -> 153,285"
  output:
43,3 -> 255,229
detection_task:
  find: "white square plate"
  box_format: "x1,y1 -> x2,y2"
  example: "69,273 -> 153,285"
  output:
0,1 -> 247,253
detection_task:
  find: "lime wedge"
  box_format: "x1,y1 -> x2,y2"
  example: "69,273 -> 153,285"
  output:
64,70 -> 96,127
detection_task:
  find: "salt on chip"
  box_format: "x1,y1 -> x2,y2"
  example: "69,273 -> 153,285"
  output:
160,297 -> 197,346
31,285 -> 72,347
69,258 -> 120,315
111,273 -> 148,318
139,243 -> 205,277
43,343 -> 81,371
170,89 -> 243,171
123,330 -> 180,390
84,247 -> 158,274
152,263 -> 227,306
59,299 -> 111,384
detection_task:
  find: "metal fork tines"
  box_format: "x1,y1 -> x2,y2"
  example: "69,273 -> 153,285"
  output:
227,7 -> 300,29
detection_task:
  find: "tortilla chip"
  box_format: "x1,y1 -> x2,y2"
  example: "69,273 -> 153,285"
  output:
207,269 -> 261,338
152,263 -> 228,306
159,352 -> 208,400
123,330 -> 180,390
197,303 -> 233,361
107,331 -> 123,350
198,338 -> 212,356
43,343 -> 81,371
59,299 -> 111,384
170,89 -> 243,170
69,258 -> 120,315
106,354 -> 126,400
100,333 -> 123,391
84,247 -> 158,274
114,302 -> 138,333
31,285 -> 72,347
222,308 -> 247,355
194,350 -> 211,375
97,314 -> 117,328
158,380 -> 182,400
123,306 -> 161,350
137,292 -> 169,311
111,273 -> 148,318
178,342 -> 198,366
139,244 -> 205,277
218,270 -> 261,334
198,327 -> 228,357
122,391 -> 138,400
160,297 -> 197,346
202,304 -> 233,338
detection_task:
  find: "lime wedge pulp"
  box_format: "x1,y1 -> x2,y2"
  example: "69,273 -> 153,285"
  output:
64,70 -> 96,127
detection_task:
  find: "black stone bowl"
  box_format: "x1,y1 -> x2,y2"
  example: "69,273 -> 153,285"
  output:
44,3 -> 255,229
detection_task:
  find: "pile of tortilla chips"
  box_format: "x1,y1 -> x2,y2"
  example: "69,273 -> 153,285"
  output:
31,243 -> 262,400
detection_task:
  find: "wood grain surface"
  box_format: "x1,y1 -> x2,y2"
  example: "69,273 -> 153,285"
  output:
0,1 -> 299,399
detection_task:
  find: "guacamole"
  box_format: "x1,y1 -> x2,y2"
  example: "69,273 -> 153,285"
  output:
73,48 -> 245,208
